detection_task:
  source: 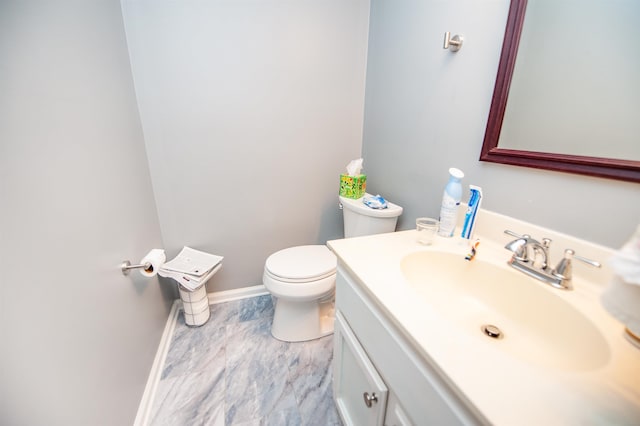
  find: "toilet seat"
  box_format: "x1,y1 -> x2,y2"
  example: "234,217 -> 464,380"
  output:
265,245 -> 336,283
262,245 -> 338,342
264,268 -> 335,283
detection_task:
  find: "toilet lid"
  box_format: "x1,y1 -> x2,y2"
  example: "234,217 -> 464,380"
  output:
339,193 -> 403,218
265,245 -> 337,281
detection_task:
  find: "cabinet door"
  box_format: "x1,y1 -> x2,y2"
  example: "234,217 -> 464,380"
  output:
385,393 -> 413,426
333,311 -> 388,426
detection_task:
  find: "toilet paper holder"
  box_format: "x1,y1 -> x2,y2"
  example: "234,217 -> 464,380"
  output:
121,260 -> 152,276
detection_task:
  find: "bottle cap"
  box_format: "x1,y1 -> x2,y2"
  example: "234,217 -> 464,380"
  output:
449,167 -> 464,180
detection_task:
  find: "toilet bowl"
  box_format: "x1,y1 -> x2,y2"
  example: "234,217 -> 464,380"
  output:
263,245 -> 337,342
263,193 -> 403,342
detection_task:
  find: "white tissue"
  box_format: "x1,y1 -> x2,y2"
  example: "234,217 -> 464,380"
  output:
346,158 -> 363,176
601,275 -> 640,336
139,249 -> 166,277
610,224 -> 640,285
601,224 -> 640,336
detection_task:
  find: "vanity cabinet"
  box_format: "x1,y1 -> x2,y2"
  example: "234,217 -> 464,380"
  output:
332,265 -> 483,426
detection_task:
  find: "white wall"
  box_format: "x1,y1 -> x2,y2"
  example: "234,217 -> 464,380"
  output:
0,1 -> 173,424
362,0 -> 640,249
121,0 -> 370,292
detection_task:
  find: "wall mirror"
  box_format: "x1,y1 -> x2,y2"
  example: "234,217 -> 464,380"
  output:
481,0 -> 640,183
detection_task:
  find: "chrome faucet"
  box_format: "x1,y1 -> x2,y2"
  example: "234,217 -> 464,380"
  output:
503,230 -> 601,290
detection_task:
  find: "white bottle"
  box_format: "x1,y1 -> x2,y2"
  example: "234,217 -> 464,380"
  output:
438,168 -> 464,237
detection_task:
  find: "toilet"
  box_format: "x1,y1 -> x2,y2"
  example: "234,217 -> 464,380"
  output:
263,193 -> 403,342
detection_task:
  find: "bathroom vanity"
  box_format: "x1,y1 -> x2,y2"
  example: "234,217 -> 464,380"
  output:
328,209 -> 640,425
332,264 -> 485,425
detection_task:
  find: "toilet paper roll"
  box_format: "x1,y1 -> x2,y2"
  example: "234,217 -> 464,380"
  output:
139,249 -> 166,277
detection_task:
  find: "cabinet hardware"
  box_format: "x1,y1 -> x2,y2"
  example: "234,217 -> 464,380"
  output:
363,392 -> 378,408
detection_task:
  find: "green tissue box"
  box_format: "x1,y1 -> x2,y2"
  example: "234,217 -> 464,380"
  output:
339,174 -> 367,199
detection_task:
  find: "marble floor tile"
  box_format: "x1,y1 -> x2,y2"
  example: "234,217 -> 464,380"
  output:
161,320 -> 226,380
209,299 -> 242,325
238,296 -> 274,322
150,295 -> 342,426
151,365 -> 226,426
287,337 -> 340,426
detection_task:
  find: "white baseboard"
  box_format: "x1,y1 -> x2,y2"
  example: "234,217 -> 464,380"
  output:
134,285 -> 270,426
134,299 -> 181,426
207,284 -> 269,305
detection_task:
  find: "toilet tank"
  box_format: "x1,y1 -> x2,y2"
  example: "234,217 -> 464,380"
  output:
339,194 -> 403,238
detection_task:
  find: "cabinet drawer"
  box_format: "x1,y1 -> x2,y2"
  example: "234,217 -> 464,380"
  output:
336,266 -> 483,425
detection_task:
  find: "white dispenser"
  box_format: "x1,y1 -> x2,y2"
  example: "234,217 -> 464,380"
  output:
438,168 -> 464,237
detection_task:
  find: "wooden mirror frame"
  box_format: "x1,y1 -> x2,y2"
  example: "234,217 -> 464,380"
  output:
480,0 -> 640,183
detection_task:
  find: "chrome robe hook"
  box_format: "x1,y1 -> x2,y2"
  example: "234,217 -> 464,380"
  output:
443,32 -> 464,52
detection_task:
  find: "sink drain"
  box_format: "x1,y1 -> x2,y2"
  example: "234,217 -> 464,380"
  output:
481,324 -> 503,339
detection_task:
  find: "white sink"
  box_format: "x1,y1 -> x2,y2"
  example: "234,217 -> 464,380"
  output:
401,251 -> 610,371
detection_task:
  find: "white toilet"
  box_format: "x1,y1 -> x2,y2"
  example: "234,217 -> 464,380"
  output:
263,194 -> 403,342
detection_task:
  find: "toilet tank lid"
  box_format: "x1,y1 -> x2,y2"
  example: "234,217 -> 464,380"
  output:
339,194 -> 403,218
265,245 -> 337,280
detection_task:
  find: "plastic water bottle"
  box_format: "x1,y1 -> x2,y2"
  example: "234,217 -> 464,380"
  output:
438,168 -> 464,237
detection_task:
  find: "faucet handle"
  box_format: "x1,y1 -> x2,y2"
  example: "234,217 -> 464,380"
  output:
552,249 -> 601,281
504,233 -> 528,261
504,230 -> 536,261
504,229 -> 526,239
504,229 -> 537,242
573,252 -> 602,268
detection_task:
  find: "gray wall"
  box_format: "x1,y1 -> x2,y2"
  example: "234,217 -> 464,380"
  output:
2,2 -> 636,424
0,1 -> 173,424
121,0 -> 370,292
362,0 -> 640,249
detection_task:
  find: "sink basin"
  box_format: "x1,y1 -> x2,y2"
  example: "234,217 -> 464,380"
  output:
401,251 -> 610,371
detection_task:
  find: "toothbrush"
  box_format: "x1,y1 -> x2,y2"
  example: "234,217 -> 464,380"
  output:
465,239 -> 480,261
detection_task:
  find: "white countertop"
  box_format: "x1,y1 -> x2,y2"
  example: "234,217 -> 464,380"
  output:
327,209 -> 640,425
